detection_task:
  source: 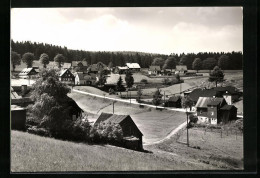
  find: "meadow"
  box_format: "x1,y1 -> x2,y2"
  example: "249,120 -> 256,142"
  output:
11,131 -> 220,172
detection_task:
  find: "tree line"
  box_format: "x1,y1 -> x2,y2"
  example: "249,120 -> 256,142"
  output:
11,40 -> 243,70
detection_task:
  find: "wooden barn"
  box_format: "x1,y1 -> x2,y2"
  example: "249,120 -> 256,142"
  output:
219,105 -> 238,124
59,69 -> 75,85
63,97 -> 84,120
95,113 -> 143,150
11,105 -> 26,131
164,96 -> 182,108
126,63 -> 141,72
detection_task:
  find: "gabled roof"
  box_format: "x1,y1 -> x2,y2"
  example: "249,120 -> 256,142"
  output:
59,69 -> 74,77
149,66 -> 161,71
220,105 -> 237,110
117,66 -> 128,70
195,97 -> 212,108
62,63 -> 72,69
19,68 -> 38,76
213,86 -> 237,94
207,98 -> 225,106
176,65 -> 187,71
95,113 -> 113,125
126,63 -> 141,69
168,96 -> 181,102
189,88 -> 218,102
11,87 -> 22,99
72,61 -> 88,67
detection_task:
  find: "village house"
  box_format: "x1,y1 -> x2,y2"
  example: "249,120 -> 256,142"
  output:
187,88 -> 221,105
18,68 -> 38,79
175,65 -> 187,74
148,66 -> 161,75
59,69 -> 75,85
75,72 -> 96,85
114,66 -> 129,74
164,96 -> 182,108
195,96 -> 237,125
95,113 -> 143,150
126,63 -> 141,72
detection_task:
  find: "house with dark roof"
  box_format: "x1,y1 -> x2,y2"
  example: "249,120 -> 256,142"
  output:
59,69 -> 75,85
213,86 -> 241,104
164,96 -> 182,108
18,68 -> 38,79
95,113 -> 143,150
148,66 -> 161,75
195,97 -> 237,124
188,88 -> 221,104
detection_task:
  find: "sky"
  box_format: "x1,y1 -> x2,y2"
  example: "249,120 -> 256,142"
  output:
11,7 -> 243,55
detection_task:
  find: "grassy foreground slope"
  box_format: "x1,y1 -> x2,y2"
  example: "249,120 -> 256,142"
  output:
11,131 -> 218,172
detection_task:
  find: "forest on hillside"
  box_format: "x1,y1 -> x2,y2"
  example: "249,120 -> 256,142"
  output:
11,40 -> 243,70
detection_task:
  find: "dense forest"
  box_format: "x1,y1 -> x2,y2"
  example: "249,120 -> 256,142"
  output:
11,40 -> 243,70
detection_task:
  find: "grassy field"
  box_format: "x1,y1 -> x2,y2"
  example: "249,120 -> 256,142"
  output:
11,131 -> 220,172
147,127 -> 243,170
68,91 -> 187,144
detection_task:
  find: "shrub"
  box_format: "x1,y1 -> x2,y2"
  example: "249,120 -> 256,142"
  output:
27,126 -> 50,137
189,114 -> 198,123
140,79 -> 148,84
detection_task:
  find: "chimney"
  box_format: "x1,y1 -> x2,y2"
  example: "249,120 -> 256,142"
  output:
21,85 -> 27,96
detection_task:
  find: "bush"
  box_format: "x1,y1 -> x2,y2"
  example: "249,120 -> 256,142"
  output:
189,114 -> 198,123
27,126 -> 50,137
140,79 -> 148,84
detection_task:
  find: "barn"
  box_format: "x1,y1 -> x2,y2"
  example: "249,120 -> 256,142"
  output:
95,113 -> 143,150
164,96 -> 182,108
219,105 -> 238,124
126,63 -> 141,72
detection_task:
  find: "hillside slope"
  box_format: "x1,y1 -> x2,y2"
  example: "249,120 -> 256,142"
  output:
11,131 -> 218,172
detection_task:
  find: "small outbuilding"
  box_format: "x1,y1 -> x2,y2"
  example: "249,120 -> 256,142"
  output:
164,96 -> 182,108
219,105 -> 237,124
95,113 -> 143,150
11,105 -> 26,131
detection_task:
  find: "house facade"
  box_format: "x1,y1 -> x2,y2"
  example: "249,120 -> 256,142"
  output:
59,69 -> 75,85
175,65 -> 187,74
75,72 -> 96,85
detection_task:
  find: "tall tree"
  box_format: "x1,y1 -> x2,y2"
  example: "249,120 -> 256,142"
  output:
96,69 -> 107,87
208,66 -> 225,87
39,53 -> 50,68
202,58 -> 217,70
125,71 -> 134,88
108,61 -> 113,69
192,58 -> 202,72
151,57 -> 165,68
116,76 -> 124,91
218,55 -> 230,70
152,88 -> 162,106
54,53 -> 65,68
11,51 -> 21,71
162,57 -> 176,71
22,52 -> 35,68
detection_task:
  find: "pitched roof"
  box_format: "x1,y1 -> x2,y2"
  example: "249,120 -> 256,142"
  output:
72,61 -> 88,67
176,65 -> 187,71
95,113 -> 113,125
126,63 -> 141,69
19,68 -> 38,76
168,96 -> 181,102
213,86 -> 236,94
149,66 -> 161,71
220,105 -> 237,110
195,97 -> 212,108
207,98 -> 225,106
189,88 -> 218,102
59,69 -> 73,77
117,66 -> 128,70
11,87 -> 22,99
62,63 -> 72,69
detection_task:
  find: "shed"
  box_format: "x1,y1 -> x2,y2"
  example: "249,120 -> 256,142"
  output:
11,105 -> 26,131
220,105 -> 237,124
164,96 -> 182,108
95,113 -> 143,150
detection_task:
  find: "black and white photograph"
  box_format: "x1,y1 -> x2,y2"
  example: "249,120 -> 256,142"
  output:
10,7 -> 245,172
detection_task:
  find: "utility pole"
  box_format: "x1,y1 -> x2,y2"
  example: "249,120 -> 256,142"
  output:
113,101 -> 115,114
164,91 -> 165,107
130,91 -> 131,104
186,108 -> 189,147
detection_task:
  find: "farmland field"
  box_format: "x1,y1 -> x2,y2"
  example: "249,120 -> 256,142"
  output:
11,131 -> 221,172
68,91 -> 186,144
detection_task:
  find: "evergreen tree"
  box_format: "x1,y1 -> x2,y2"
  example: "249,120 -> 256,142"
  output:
125,71 -> 134,88
152,88 -> 162,106
116,76 -> 124,91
